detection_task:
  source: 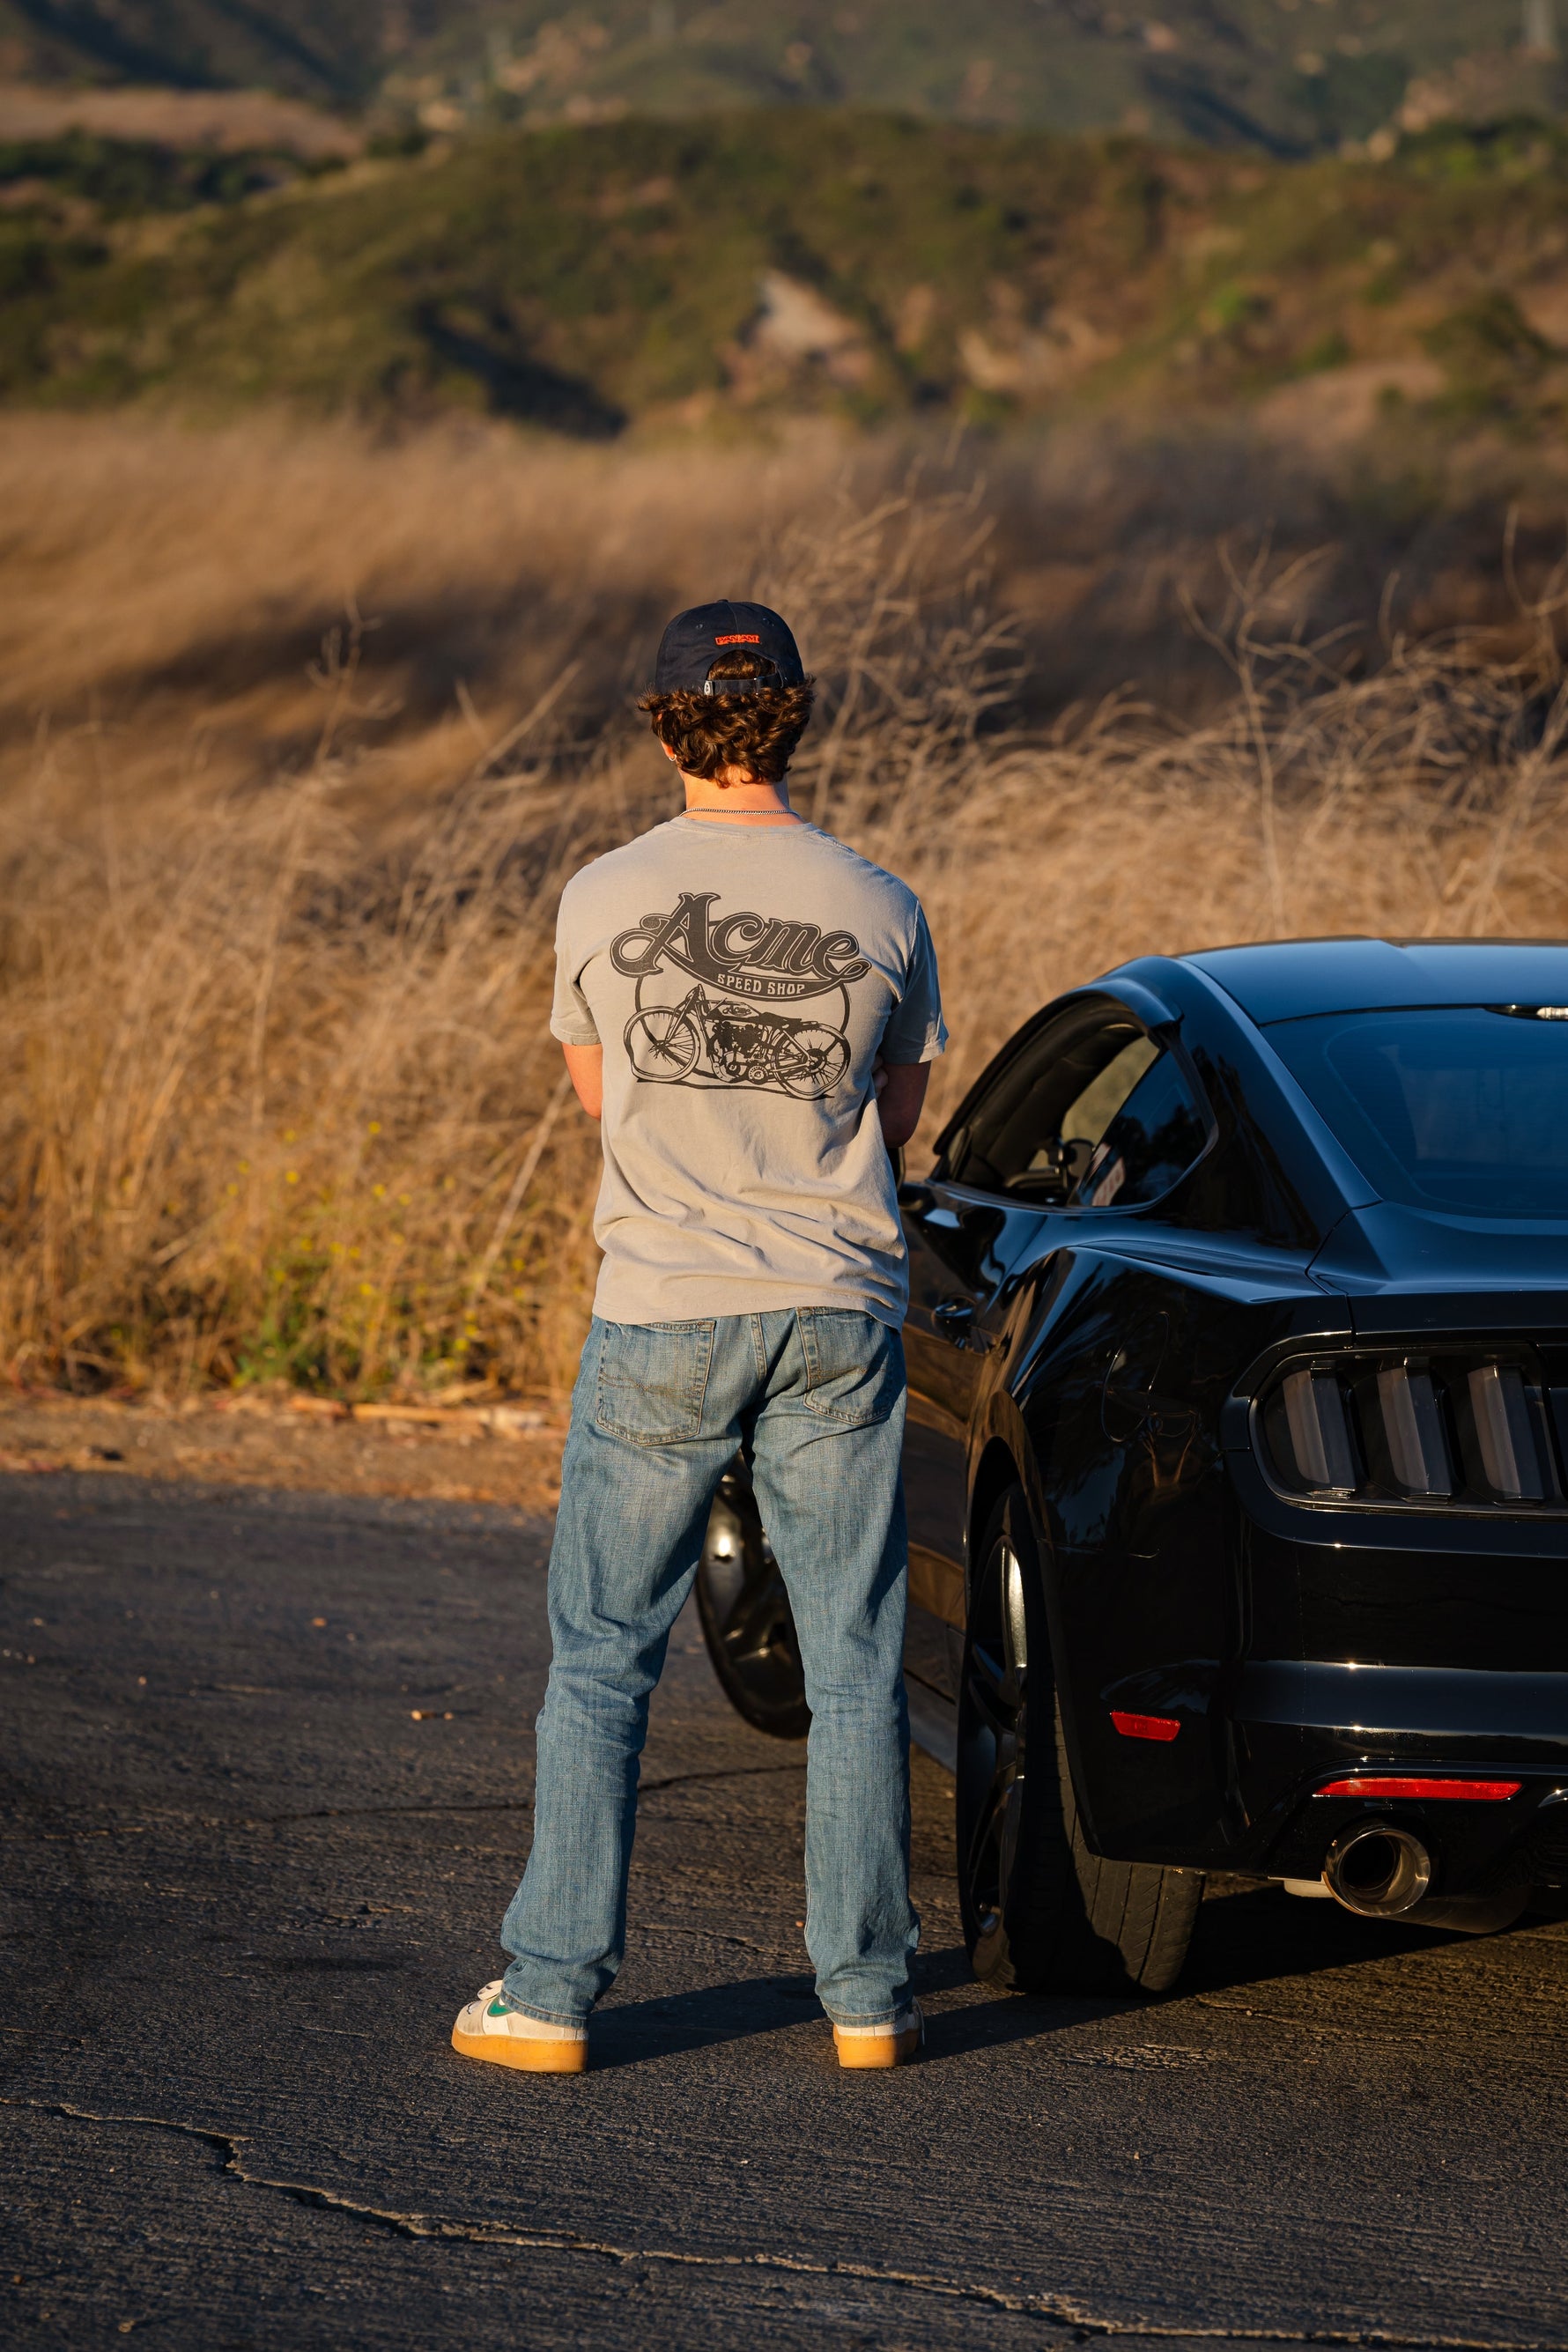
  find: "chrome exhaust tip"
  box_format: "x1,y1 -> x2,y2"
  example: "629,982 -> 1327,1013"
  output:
1322,1821 -> 1432,1918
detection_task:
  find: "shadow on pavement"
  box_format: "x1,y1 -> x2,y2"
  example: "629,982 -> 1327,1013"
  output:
585,1943 -> 1135,2069
577,1885 -> 1522,2070
1180,1880 -> 1492,1994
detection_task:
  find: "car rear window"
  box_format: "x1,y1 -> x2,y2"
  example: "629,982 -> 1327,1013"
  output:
1265,1007 -> 1568,1219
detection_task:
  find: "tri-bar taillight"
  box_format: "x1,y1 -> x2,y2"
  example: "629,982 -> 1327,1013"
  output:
1258,1349 -> 1565,1510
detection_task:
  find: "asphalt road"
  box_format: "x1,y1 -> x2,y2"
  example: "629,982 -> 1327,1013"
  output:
4,1473 -> 1568,2351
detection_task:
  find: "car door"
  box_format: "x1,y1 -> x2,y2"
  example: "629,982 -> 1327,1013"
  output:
899,995 -> 1195,1700
899,1180 -> 1045,1699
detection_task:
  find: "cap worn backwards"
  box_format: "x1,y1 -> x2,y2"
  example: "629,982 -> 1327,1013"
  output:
652,601 -> 805,698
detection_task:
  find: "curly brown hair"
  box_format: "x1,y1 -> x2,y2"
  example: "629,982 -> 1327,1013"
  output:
639,648 -> 816,786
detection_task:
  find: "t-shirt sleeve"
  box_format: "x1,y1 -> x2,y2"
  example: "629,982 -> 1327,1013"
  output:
880,905 -> 948,1065
549,884 -> 601,1047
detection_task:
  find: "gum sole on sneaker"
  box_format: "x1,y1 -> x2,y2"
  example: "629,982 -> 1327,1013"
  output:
451,2024 -> 588,2074
833,2025 -> 921,2069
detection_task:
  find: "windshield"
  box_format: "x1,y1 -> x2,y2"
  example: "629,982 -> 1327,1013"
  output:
1265,1006 -> 1568,1220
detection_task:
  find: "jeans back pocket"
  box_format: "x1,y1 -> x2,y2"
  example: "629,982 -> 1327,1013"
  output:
595,1318 -> 715,1445
797,1308 -> 905,1427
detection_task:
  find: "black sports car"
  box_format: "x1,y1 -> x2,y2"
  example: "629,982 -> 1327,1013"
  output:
696,937 -> 1568,1994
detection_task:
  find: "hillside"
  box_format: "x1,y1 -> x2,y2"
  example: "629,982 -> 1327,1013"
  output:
0,1 -> 1548,156
0,0 -> 376,100
2,109 -> 1564,444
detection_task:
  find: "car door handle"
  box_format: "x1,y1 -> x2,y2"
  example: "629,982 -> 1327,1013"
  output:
932,1298 -> 978,1346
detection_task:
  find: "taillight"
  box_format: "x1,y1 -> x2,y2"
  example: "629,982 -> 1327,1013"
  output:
1278,1368 -> 1357,1494
1375,1365 -> 1450,1498
1258,1349 -> 1561,1510
1467,1364 -> 1545,1502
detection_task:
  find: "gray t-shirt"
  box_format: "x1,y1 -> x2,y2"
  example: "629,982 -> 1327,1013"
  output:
551,815 -> 946,1327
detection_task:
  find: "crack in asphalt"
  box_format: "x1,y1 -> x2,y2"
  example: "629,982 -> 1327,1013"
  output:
628,1920 -> 780,1957
249,1762 -> 806,1825
640,1760 -> 807,1796
6,2097 -> 1563,2349
0,1762 -> 808,1843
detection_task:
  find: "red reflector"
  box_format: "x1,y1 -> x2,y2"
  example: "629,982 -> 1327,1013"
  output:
1314,1777 -> 1521,1801
1111,1710 -> 1181,1742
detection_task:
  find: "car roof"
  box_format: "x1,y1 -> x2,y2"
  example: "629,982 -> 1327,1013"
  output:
1181,936 -> 1568,1024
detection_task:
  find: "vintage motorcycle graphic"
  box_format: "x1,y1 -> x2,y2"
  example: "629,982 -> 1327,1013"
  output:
626,986 -> 850,1099
612,890 -> 860,1100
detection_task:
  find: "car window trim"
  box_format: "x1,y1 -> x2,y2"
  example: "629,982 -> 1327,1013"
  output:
929,981 -> 1179,1172
929,1006 -> 1221,1219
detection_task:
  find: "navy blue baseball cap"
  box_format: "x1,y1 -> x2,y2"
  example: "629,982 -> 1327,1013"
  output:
652,600 -> 805,696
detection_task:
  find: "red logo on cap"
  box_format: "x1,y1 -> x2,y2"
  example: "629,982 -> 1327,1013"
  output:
714,633 -> 761,644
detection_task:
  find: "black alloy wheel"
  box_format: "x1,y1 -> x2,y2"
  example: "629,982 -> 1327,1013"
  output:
957,1507 -> 1030,1984
695,1469 -> 810,1740
956,1483 -> 1203,1995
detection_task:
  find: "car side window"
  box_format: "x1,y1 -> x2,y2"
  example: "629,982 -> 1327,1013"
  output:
943,1007 -> 1208,1209
1069,1048 -> 1210,1209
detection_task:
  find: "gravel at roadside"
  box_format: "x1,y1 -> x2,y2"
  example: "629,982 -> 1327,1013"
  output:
0,1390 -> 566,1515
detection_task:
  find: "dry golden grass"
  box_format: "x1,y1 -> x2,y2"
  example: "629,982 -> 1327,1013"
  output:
0,411 -> 880,820
0,81 -> 360,156
2,415 -> 1564,1400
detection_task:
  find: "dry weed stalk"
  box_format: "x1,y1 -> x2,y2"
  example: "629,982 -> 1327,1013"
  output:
0,486 -> 1564,1398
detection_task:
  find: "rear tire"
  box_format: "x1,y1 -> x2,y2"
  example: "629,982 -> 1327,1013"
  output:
956,1483 -> 1202,1995
695,1468 -> 810,1741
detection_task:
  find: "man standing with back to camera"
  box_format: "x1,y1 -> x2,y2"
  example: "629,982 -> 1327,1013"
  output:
452,602 -> 945,2073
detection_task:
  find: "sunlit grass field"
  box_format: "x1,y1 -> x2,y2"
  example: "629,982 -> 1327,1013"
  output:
2,411 -> 1564,1400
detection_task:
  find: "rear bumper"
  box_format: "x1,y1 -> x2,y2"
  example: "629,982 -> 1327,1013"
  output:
1192,1465 -> 1568,1892
1237,1660 -> 1568,1751
1231,1663 -> 1568,1895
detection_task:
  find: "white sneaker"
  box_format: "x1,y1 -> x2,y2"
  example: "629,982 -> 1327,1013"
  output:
832,2001 -> 924,2069
451,1981 -> 589,2075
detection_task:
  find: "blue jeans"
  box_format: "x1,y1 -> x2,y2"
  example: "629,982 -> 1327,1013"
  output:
499,1308 -> 918,2028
